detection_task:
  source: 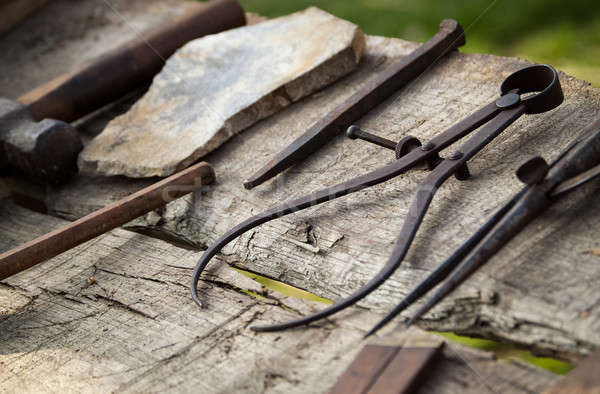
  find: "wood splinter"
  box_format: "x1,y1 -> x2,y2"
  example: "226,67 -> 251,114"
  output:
0,161 -> 215,280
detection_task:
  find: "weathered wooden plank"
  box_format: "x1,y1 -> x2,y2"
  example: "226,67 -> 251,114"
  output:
46,33 -> 600,357
0,203 -> 557,392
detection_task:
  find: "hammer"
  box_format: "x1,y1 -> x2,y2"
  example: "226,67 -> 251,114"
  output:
0,0 -> 245,184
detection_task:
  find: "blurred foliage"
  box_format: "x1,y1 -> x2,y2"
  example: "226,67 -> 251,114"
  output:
238,0 -> 600,85
438,332 -> 573,375
233,267 -> 334,304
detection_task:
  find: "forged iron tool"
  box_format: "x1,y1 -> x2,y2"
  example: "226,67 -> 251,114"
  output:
243,19 -> 465,190
329,338 -> 444,394
366,115 -> 600,337
191,64 -> 563,333
0,0 -> 245,184
0,161 -> 215,280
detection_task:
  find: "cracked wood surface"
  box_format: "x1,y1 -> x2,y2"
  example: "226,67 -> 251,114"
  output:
0,202 -> 558,393
47,37 -> 600,358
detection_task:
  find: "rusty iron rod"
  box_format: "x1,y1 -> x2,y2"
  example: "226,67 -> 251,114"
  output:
0,161 -> 215,280
19,0 -> 246,123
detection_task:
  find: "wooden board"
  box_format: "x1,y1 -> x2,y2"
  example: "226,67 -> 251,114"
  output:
0,202 -> 557,392
46,35 -> 600,358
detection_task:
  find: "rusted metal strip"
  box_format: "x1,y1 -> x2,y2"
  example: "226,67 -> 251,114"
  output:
243,19 -> 465,189
368,345 -> 443,394
0,161 -> 215,280
19,0 -> 246,123
329,342 -> 444,394
0,0 -> 49,37
329,345 -> 400,394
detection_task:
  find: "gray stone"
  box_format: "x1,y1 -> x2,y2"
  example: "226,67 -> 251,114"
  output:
78,7 -> 365,178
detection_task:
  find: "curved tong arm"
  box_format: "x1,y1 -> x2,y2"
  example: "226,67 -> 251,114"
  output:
363,189 -> 526,337
192,146 -> 431,306
191,101 -> 502,307
251,104 -> 527,332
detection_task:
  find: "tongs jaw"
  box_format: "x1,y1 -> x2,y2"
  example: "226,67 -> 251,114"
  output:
191,64 -> 563,333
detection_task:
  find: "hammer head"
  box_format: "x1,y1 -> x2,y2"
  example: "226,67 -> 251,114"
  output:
0,98 -> 82,184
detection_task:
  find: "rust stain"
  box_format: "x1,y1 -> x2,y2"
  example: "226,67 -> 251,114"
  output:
583,248 -> 600,257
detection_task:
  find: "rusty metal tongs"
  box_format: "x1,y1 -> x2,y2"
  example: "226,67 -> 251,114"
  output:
191,64 -> 563,332
366,114 -> 600,337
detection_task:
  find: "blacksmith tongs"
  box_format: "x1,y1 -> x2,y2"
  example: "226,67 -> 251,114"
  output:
191,64 -> 563,332
366,115 -> 600,337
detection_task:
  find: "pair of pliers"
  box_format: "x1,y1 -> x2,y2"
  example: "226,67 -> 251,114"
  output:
190,64 -> 563,332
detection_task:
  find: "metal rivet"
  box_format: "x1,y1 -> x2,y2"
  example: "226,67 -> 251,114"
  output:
345,125 -> 361,139
496,93 -> 521,109
421,141 -> 435,151
449,151 -> 463,160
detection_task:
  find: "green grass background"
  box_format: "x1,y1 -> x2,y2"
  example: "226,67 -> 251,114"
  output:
238,0 -> 600,86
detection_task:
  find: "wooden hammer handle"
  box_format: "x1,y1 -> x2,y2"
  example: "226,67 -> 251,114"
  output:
19,0 -> 245,122
0,161 -> 215,280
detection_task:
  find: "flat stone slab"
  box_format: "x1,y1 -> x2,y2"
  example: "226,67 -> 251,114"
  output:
79,7 -> 365,178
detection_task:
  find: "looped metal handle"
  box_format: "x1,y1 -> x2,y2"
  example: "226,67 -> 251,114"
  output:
500,64 -> 563,114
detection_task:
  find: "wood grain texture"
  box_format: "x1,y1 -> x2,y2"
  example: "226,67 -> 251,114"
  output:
0,203 -> 557,392
48,34 -> 600,358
